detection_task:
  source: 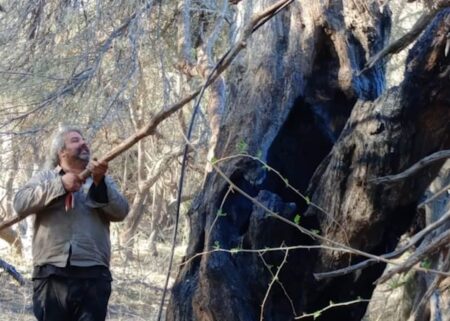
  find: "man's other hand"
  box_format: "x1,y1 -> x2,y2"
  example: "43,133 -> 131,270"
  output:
88,159 -> 108,186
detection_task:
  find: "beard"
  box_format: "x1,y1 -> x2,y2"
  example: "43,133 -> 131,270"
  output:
77,146 -> 90,162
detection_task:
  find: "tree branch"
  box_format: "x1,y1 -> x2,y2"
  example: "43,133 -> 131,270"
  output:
419,181 -> 450,207
359,6 -> 445,74
260,247 -> 289,321
0,258 -> 25,285
406,253 -> 450,321
370,149 -> 450,185
0,10 -> 139,130
376,228 -> 450,284
314,208 -> 450,281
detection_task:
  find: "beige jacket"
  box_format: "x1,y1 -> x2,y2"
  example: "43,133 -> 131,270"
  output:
13,168 -> 129,268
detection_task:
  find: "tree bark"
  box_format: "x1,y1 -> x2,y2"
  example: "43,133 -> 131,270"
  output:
168,2 -> 449,321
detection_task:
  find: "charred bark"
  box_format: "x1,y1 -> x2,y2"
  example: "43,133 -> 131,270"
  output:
168,2 -> 449,321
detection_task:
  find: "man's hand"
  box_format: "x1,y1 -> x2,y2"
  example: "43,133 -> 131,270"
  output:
88,159 -> 108,186
61,173 -> 83,192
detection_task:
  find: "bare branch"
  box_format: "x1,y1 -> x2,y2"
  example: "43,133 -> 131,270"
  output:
418,182 -> 450,207
259,251 -> 298,318
360,6 -> 443,74
0,20 -> 135,129
377,227 -> 450,284
260,247 -> 289,321
314,208 -> 450,280
406,253 -> 450,321
0,258 -> 25,285
295,298 -> 370,320
370,149 -> 450,185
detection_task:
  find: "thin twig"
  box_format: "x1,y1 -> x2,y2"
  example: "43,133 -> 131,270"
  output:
259,251 -> 298,318
206,185 -> 233,240
418,182 -> 450,208
0,11 -> 138,130
181,244 -> 353,267
295,298 -> 370,320
260,247 -> 289,321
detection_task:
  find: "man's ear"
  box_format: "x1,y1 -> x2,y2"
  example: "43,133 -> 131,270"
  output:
58,149 -> 66,160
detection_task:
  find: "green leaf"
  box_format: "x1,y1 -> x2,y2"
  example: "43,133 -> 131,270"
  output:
211,156 -> 218,164
237,139 -> 248,153
230,248 -> 239,254
420,258 -> 432,269
213,241 -> 220,250
294,214 -> 301,225
217,209 -> 227,217
311,229 -> 320,235
388,278 -> 401,290
305,196 -> 311,205
313,311 -> 321,319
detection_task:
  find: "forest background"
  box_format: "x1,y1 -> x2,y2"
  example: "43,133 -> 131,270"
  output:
0,1 -> 448,321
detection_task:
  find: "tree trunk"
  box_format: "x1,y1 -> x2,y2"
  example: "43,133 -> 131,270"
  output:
167,2 -> 449,321
363,160 -> 450,321
0,134 -> 23,256
406,163 -> 450,321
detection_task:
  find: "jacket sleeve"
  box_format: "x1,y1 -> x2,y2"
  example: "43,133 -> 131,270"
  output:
86,176 -> 129,222
13,171 -> 67,217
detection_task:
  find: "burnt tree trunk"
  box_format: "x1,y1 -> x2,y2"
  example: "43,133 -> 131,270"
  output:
167,1 -> 449,321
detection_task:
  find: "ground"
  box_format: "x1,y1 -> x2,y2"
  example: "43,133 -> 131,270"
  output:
0,237 -> 185,321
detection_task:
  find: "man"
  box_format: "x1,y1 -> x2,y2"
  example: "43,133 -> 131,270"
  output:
13,126 -> 129,321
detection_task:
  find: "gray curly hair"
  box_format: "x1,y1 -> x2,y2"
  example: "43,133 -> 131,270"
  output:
46,125 -> 84,169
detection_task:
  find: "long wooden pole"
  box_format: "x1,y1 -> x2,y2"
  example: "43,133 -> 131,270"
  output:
0,91 -> 198,232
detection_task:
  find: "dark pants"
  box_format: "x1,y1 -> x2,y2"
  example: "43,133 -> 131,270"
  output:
33,276 -> 111,321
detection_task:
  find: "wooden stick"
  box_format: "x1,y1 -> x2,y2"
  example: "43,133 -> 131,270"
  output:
0,258 -> 25,285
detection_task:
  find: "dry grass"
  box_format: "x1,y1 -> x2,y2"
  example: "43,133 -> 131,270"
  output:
0,238 -> 186,321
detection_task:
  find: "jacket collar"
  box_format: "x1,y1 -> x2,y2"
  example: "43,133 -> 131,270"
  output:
53,165 -> 65,175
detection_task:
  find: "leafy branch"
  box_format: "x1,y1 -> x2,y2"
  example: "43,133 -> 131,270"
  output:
213,152 -> 350,246
295,298 -> 370,320
259,247 -> 298,318
178,145 -> 450,281
260,246 -> 290,321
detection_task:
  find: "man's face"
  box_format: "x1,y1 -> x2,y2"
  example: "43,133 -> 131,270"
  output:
60,131 -> 90,164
